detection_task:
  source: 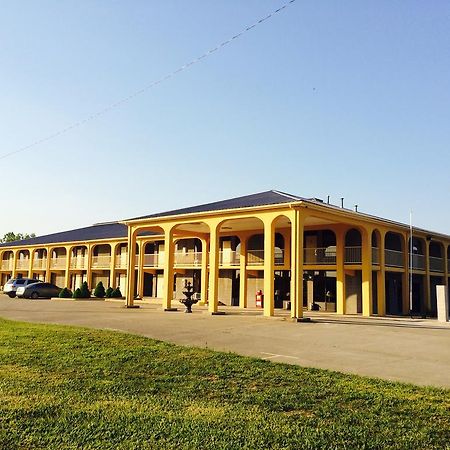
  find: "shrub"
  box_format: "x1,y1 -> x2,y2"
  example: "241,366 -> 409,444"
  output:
105,287 -> 114,298
80,281 -> 91,298
94,281 -> 106,298
59,287 -> 72,298
111,287 -> 122,298
72,288 -> 82,299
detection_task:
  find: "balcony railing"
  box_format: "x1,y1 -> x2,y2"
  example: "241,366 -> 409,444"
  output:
1,260 -> 13,271
219,250 -> 240,266
16,259 -> 29,270
70,256 -> 87,270
143,253 -> 164,267
91,255 -> 111,268
247,250 -> 264,266
174,251 -> 202,266
385,249 -> 403,268
409,253 -> 425,270
345,246 -> 362,264
51,257 -> 66,269
33,258 -> 47,270
246,249 -> 284,266
429,256 -> 444,273
304,247 -> 336,265
115,255 -> 128,269
372,247 -> 379,265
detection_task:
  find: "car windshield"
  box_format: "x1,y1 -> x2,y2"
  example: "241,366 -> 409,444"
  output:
15,280 -> 26,285
5,280 -> 13,285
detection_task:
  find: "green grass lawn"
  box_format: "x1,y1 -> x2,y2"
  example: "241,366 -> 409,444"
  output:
0,318 -> 449,450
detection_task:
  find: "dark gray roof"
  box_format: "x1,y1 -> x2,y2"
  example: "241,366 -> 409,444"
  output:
0,222 -> 129,248
128,190 -> 310,221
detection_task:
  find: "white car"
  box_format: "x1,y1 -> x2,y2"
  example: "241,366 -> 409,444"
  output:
3,278 -> 41,298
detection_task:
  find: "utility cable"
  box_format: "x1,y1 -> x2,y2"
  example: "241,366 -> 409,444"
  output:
0,0 -> 297,161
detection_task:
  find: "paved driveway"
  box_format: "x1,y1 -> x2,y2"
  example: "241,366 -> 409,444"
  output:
1,295 -> 449,389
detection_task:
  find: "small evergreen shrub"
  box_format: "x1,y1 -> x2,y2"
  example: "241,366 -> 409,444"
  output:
105,287 -> 114,298
111,287 -> 122,298
80,281 -> 91,298
59,287 -> 72,298
73,288 -> 82,299
94,281 -> 106,298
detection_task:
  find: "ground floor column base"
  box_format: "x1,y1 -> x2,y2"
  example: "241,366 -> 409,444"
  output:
211,311 -> 226,316
124,305 -> 140,309
291,317 -> 311,323
164,307 -> 178,312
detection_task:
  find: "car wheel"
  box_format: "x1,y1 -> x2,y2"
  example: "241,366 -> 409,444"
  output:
31,292 -> 39,300
8,293 -> 15,298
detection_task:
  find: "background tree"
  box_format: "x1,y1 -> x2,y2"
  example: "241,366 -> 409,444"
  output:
1,232 -> 36,243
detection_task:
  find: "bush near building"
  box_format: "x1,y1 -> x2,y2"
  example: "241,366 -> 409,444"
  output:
58,288 -> 72,298
93,282 -> 106,298
105,287 -> 114,298
111,287 -> 122,298
80,281 -> 91,298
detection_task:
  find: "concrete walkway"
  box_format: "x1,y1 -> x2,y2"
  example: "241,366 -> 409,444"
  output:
1,294 -> 449,389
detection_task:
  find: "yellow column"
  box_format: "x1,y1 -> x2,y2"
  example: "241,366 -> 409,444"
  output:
424,239 -> 431,315
125,227 -> 138,308
336,228 -> 346,315
162,226 -> 176,311
11,250 -> 18,278
377,231 -> 386,316
28,249 -> 35,278
110,243 -> 117,289
45,247 -> 51,282
263,218 -> 275,317
445,246 -> 449,291
208,221 -> 221,314
86,244 -> 93,289
137,241 -> 145,298
64,246 -> 71,289
361,227 -> 373,317
402,234 -> 410,315
239,235 -> 247,308
290,209 -> 304,320
199,237 -> 209,305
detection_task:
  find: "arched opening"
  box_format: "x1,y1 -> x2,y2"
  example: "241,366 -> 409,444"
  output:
50,247 -> 67,287
429,241 -> 444,273
345,228 -> 362,264
31,248 -> 47,280
91,244 -> 112,291
16,250 -> 30,273
69,246 -> 88,290
217,216 -> 266,311
384,232 -> 404,316
428,240 -> 445,317
303,229 -> 337,313
1,251 -> 14,285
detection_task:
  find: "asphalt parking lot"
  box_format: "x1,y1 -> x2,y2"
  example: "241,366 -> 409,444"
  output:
1,294 -> 449,388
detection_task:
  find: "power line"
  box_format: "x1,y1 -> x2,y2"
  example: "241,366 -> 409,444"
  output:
0,0 -> 297,161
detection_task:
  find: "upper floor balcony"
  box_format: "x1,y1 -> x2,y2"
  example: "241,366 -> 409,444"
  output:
33,258 -> 47,270
16,259 -> 30,270
429,256 -> 444,273
1,260 -> 13,271
70,256 -> 88,270
409,253 -> 425,271
91,255 -> 112,269
50,257 -> 66,270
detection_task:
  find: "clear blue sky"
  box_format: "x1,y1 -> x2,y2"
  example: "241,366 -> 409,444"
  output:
1,0 -> 449,237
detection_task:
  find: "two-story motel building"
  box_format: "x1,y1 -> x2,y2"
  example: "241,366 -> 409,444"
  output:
1,191 -> 449,320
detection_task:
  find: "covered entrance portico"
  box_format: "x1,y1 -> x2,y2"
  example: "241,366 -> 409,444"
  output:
124,207 -> 307,319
